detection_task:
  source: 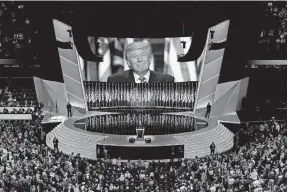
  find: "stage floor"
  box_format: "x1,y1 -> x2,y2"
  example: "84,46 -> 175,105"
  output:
97,135 -> 182,147
45,107 -> 238,160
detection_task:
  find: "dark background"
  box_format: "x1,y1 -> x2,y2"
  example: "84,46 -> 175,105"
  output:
0,2 -> 286,84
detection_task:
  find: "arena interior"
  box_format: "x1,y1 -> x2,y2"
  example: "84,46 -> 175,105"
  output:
0,2 -> 287,192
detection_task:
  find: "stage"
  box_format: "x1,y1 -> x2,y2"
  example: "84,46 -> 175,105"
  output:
34,18 -> 249,160
96,135 -> 184,160
44,106 -> 238,160
97,135 -> 182,146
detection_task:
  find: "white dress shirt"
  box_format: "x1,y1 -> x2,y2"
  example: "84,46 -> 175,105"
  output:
133,71 -> 150,83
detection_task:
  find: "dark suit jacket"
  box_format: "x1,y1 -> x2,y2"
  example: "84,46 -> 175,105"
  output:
66,103 -> 71,110
107,69 -> 174,83
207,104 -> 211,111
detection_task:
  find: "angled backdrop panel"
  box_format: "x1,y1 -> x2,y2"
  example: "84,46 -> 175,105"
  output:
52,19 -> 87,110
236,77 -> 249,111
33,77 -> 45,105
210,77 -> 249,117
210,83 -> 238,117
33,77 -> 68,116
195,20 -> 230,110
214,80 -> 238,102
200,58 -> 223,84
42,79 -> 69,115
222,82 -> 240,115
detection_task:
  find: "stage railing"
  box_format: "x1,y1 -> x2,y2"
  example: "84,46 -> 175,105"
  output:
84,81 -> 197,110
85,112 -> 198,135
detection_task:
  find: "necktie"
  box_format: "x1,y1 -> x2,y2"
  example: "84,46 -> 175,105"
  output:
138,77 -> 147,83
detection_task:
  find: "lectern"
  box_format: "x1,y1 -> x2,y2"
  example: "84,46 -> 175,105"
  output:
136,127 -> 145,141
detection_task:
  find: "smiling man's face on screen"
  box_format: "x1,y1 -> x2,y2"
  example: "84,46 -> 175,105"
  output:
107,40 -> 174,83
126,42 -> 152,76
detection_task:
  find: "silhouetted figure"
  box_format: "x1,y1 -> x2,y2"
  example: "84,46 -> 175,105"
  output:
53,137 -> 59,153
36,101 -> 41,112
67,102 -> 72,117
210,142 -> 216,155
40,101 -> 44,110
205,103 -> 211,118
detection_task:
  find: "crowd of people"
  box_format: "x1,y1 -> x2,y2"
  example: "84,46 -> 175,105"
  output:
0,79 -> 37,107
0,2 -> 38,63
0,2 -> 286,191
0,107 -> 34,114
257,2 -> 286,58
0,80 -> 286,191
0,110 -> 285,191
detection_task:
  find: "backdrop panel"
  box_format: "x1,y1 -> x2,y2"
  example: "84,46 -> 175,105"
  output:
52,19 -> 87,111
237,77 -> 249,111
195,20 -> 230,110
33,77 -> 68,115
210,77 -> 249,117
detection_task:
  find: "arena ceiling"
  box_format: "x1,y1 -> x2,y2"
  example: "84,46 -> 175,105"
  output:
27,2 -> 268,38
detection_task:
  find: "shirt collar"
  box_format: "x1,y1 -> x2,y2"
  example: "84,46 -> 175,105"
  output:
133,70 -> 150,82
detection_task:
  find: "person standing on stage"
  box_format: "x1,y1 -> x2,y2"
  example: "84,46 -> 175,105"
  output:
40,101 -> 44,110
103,146 -> 108,160
210,142 -> 216,155
36,101 -> 41,112
53,137 -> 59,153
66,102 -> 72,117
205,102 -> 211,118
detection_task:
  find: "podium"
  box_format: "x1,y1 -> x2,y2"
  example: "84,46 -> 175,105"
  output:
136,127 -> 145,141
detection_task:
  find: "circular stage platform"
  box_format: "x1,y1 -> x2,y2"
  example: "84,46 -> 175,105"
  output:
46,109 -> 235,160
74,109 -> 208,135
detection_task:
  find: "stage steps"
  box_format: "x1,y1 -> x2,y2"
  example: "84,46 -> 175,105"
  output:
173,123 -> 234,158
46,121 -> 234,160
46,123 -> 104,160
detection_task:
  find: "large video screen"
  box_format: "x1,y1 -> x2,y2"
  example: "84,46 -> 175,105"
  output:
78,37 -> 205,83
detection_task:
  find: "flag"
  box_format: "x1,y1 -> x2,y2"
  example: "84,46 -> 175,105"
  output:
164,37 -> 198,82
88,117 -> 91,127
113,84 -> 117,103
106,115 -> 110,126
175,83 -> 179,103
170,83 -> 174,104
126,113 -> 130,124
94,83 -> 97,103
123,38 -> 135,71
98,38 -> 112,82
48,98 -> 52,111
111,38 -> 124,70
162,88 -> 166,102
86,82 -> 89,102
126,83 -> 130,105
105,83 -> 110,102
55,100 -> 58,113
120,83 -> 123,104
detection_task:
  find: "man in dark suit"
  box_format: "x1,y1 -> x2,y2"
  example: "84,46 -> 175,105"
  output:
107,41 -> 174,83
66,102 -> 72,117
205,102 -> 211,118
53,137 -> 59,153
210,142 -> 216,155
40,101 -> 44,109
